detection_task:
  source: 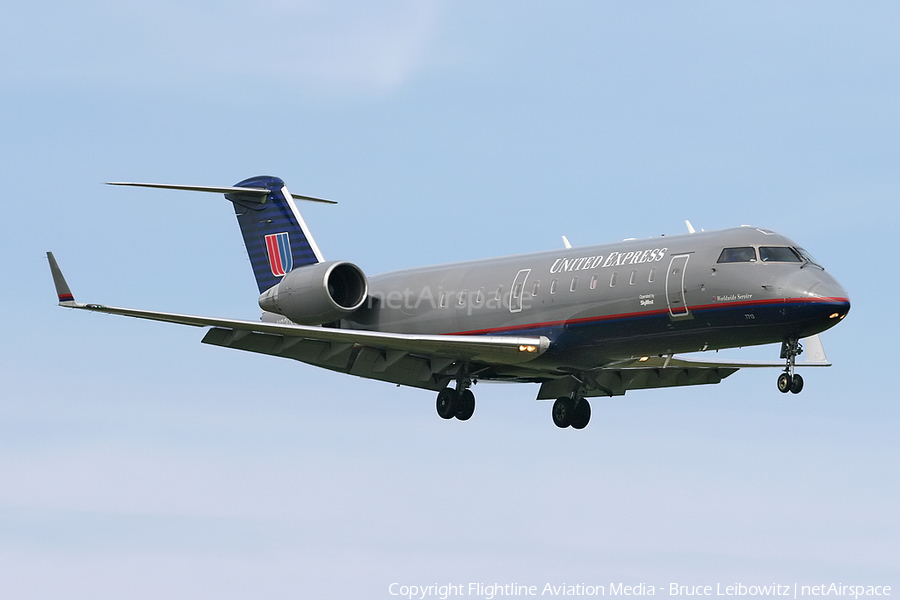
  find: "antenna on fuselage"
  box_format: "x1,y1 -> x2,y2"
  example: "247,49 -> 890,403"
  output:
685,220 -> 696,234
562,235 -> 572,249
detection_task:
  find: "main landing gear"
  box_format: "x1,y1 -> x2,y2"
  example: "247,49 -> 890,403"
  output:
777,337 -> 804,394
552,396 -> 591,429
435,383 -> 476,421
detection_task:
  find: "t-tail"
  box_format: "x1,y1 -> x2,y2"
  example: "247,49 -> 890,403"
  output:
107,176 -> 335,293
227,176 -> 326,293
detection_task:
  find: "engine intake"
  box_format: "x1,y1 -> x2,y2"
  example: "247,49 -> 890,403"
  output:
258,260 -> 368,325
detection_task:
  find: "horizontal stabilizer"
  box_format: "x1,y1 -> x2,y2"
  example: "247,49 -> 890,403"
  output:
106,181 -> 337,204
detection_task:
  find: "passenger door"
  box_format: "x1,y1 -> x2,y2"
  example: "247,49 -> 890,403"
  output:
509,269 -> 531,313
665,255 -> 691,317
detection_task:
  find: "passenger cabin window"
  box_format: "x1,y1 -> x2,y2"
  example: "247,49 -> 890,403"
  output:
760,246 -> 802,263
609,271 -> 617,287
590,275 -> 598,290
532,281 -> 540,296
629,270 -> 637,285
440,292 -> 447,308
476,288 -> 484,303
570,277 -> 578,292
550,279 -> 558,294
458,289 -> 467,306
717,247 -> 757,263
648,268 -> 656,283
495,286 -> 503,301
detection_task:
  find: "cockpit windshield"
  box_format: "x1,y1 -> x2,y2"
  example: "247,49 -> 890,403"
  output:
759,246 -> 802,263
717,245 -> 823,268
717,247 -> 756,263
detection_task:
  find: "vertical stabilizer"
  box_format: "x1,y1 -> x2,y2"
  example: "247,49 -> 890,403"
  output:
227,176 -> 325,293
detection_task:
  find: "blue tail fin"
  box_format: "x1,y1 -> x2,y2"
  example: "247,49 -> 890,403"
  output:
106,176 -> 328,293
227,176 -> 324,294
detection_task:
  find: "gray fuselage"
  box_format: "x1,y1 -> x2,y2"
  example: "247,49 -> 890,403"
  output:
347,226 -> 849,371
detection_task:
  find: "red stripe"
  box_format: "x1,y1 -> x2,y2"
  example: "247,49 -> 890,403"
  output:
451,296 -> 850,336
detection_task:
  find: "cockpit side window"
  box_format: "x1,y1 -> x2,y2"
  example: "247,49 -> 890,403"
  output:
717,247 -> 757,263
759,246 -> 802,262
795,247 -> 824,269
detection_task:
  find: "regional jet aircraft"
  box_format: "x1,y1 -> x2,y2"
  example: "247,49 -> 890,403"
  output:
47,176 -> 850,429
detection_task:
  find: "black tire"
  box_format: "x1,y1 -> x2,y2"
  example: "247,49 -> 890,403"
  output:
571,399 -> 591,429
436,388 -> 459,419
777,373 -> 792,393
456,389 -> 476,421
790,373 -> 804,394
552,397 -> 574,428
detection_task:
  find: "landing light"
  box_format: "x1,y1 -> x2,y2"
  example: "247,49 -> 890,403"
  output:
519,345 -> 537,353
638,356 -> 649,362
829,313 -> 840,319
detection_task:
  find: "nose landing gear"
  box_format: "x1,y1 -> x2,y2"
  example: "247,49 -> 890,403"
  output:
778,338 -> 804,394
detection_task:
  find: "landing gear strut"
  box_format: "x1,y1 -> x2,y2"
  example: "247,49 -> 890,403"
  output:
552,396 -> 591,429
435,379 -> 476,421
777,338 -> 804,394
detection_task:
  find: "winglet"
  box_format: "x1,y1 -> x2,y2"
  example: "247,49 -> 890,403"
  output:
801,334 -> 830,365
46,252 -> 78,306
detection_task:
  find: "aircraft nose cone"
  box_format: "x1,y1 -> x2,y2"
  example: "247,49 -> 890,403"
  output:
807,269 -> 850,311
782,269 -> 850,334
782,267 -> 848,303
809,279 -> 850,305
811,280 -> 851,319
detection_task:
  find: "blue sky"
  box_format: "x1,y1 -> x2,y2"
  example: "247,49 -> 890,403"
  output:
1,2 -> 897,598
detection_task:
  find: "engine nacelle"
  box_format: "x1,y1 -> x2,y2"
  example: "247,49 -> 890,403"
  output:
258,260 -> 368,325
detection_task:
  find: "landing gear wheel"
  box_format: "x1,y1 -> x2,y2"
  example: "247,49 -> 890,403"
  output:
436,388 -> 459,419
570,399 -> 591,429
456,389 -> 476,421
778,337 -> 805,395
552,397 -> 575,428
777,373 -> 792,394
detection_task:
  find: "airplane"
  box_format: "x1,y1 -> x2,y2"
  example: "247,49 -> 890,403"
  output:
47,175 -> 851,429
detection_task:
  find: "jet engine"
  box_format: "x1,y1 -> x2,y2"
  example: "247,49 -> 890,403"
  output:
258,260 -> 368,325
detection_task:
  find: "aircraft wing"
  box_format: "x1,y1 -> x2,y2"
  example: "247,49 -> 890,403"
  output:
613,336 -> 831,370
535,337 -> 830,399
47,253 -> 549,388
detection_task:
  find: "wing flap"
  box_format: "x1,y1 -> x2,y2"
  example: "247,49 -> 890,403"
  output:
537,366 -> 740,399
202,328 -> 452,391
